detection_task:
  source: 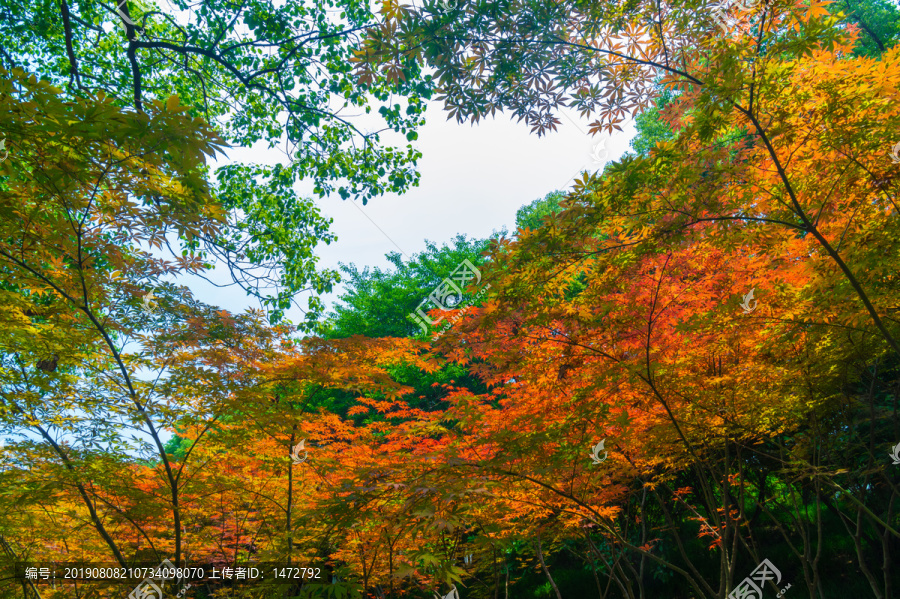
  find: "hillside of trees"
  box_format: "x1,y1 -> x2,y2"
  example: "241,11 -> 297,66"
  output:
1,0 -> 900,597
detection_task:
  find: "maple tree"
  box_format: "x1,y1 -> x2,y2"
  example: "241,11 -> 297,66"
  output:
353,0 -> 899,347
410,38 -> 900,599
0,65 -> 231,569
3,0 -> 900,596
4,0 -> 435,322
0,66 -> 401,590
340,3 -> 899,593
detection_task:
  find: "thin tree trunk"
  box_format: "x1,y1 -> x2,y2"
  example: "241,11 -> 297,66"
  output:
0,535 -> 44,599
493,546 -> 500,599
388,539 -> 394,598
287,424 -> 296,563
852,508 -> 884,599
585,532 -> 633,599
536,529 -> 563,599
505,561 -> 509,599
577,542 -> 606,599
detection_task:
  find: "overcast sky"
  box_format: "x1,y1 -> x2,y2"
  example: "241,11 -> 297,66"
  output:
192,101 -> 639,322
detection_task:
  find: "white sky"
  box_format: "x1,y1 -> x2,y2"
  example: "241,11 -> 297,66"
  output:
193,101 -> 638,322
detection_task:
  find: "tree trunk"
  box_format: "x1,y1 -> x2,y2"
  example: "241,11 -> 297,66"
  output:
536,529 -> 563,599
505,561 -> 509,599
287,424 -> 296,563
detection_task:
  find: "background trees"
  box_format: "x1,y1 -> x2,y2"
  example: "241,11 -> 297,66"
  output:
2,0 -> 900,597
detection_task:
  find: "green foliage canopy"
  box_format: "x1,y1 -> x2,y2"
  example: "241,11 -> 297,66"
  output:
1,0 -> 434,323
320,234 -> 493,339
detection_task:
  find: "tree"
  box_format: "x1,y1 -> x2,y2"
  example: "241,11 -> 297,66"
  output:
425,43 -> 900,599
316,234 -> 494,416
356,0 -> 845,133
320,234 -> 494,340
360,0 -> 900,353
2,0 -> 434,321
0,67 -> 284,570
627,86 -> 677,157
515,191 -> 566,233
6,1 -> 900,597
829,0 -> 900,56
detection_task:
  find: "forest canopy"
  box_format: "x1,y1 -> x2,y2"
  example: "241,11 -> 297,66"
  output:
1,0 -> 899,597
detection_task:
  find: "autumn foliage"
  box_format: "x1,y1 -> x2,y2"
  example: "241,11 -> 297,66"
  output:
2,0 -> 900,598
